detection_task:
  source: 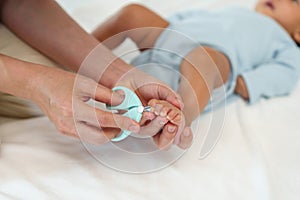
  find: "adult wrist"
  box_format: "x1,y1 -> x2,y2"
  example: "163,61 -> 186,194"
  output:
23,65 -> 52,106
0,55 -> 47,102
76,43 -> 135,89
99,58 -> 134,88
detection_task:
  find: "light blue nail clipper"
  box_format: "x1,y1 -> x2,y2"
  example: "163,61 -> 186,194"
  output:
106,86 -> 151,142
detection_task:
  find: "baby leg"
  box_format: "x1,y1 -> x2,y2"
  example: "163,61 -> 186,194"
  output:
136,45 -> 230,149
92,4 -> 169,50
178,46 -> 231,125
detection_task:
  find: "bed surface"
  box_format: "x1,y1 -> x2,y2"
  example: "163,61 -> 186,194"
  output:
0,0 -> 299,199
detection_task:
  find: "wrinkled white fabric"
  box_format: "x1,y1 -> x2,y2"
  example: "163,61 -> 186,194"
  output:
0,0 -> 299,200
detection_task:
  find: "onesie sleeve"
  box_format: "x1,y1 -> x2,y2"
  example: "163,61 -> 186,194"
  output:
167,9 -> 207,23
240,46 -> 300,104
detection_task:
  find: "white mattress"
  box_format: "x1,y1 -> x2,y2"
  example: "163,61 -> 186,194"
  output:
1,0 -> 299,199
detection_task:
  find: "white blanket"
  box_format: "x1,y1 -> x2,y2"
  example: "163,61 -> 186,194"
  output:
1,0 -> 299,199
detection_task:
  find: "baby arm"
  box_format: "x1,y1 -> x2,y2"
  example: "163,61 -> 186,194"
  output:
234,75 -> 249,101
235,46 -> 300,104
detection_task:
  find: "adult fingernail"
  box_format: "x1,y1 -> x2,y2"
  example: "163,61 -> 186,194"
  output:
174,96 -> 184,109
184,129 -> 190,137
113,90 -> 125,101
179,101 -> 184,109
168,125 -> 176,133
129,125 -> 139,133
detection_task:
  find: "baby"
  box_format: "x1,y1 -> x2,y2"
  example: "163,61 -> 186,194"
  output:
92,0 -> 300,148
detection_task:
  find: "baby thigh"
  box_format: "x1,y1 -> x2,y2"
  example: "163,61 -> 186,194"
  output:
178,46 -> 231,123
117,4 -> 169,50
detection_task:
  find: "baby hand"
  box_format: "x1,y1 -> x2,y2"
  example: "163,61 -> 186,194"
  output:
234,75 -> 249,101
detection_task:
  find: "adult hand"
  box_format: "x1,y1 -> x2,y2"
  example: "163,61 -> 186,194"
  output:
139,99 -> 193,150
31,67 -> 141,144
114,68 -> 192,149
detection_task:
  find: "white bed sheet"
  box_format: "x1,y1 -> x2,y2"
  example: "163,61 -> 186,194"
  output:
1,0 -> 300,199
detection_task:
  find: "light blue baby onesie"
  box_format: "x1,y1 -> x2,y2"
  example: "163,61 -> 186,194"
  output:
131,6 -> 300,105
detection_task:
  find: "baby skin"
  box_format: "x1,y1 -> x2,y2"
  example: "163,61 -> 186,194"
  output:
139,99 -> 191,149
93,4 -> 237,149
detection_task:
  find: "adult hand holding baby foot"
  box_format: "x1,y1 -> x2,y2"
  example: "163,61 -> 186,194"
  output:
114,69 -> 192,150
139,99 -> 193,150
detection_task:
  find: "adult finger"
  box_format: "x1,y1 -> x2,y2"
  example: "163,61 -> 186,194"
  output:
91,84 -> 125,106
53,116 -> 106,143
173,115 -> 186,145
156,84 -> 184,110
75,121 -> 120,144
139,116 -> 168,136
56,116 -> 121,144
177,127 -> 193,149
76,103 -> 140,132
153,122 -> 177,150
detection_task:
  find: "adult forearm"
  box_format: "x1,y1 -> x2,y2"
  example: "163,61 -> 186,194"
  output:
0,0 -> 133,88
0,0 -> 95,71
0,0 -> 95,69
0,54 -> 45,100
